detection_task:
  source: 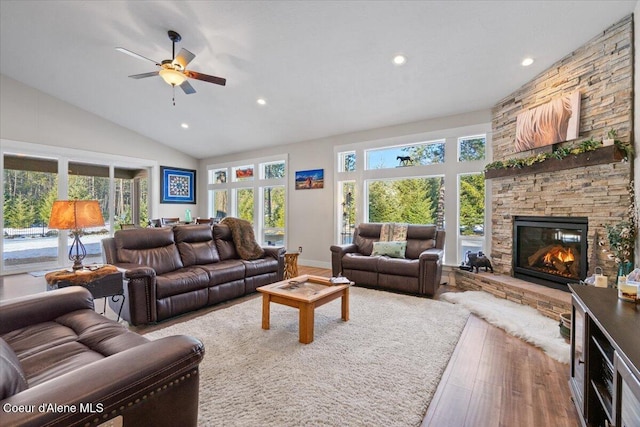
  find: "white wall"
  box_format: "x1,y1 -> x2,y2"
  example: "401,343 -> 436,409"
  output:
0,74 -> 199,220
200,110 -> 491,268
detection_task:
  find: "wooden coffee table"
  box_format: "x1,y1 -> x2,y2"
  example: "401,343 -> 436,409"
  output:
257,275 -> 352,344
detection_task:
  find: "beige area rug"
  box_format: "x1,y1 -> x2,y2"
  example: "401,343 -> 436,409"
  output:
440,290 -> 570,364
145,287 -> 470,427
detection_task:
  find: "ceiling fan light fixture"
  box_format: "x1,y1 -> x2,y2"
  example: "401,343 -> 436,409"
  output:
159,68 -> 187,86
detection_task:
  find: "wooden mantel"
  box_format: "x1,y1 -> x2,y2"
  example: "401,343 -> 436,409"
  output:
484,145 -> 627,179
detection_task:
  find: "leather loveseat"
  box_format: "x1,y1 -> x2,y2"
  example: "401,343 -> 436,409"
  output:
330,223 -> 445,296
0,287 -> 204,427
102,223 -> 285,326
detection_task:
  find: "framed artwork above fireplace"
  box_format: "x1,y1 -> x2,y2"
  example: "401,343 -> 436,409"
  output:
515,91 -> 581,153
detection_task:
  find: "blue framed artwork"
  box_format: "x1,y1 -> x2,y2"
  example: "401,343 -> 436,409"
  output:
160,166 -> 196,204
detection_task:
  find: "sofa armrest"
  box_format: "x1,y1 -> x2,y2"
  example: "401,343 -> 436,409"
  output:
0,287 -> 94,335
0,335 -> 204,427
262,246 -> 285,260
330,244 -> 358,276
122,267 -> 158,326
419,248 -> 444,262
418,248 -> 445,296
263,246 -> 286,280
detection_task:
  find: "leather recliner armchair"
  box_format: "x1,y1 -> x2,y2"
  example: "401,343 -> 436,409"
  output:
0,287 -> 204,427
330,223 -> 445,296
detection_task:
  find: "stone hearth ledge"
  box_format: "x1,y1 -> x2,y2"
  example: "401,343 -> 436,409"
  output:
451,269 -> 571,321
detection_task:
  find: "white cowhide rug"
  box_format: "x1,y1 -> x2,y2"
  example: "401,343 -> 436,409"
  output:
440,290 -> 570,364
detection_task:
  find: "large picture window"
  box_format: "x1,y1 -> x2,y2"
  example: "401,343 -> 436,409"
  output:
367,177 -> 443,224
1,144 -> 153,274
335,128 -> 489,265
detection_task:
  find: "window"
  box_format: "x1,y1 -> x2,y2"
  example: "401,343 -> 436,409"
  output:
459,173 -> 485,262
3,154 -> 59,268
458,136 -> 486,162
367,177 -> 444,224
1,146 -> 153,274
235,188 -> 254,222
232,165 -> 254,182
339,181 -> 356,243
262,161 -> 285,179
366,140 -> 445,170
210,189 -> 228,219
339,151 -> 356,172
208,156 -> 287,246
335,127 -> 489,265
262,186 -> 285,245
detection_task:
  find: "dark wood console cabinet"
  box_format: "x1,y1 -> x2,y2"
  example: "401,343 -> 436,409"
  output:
569,284 -> 640,427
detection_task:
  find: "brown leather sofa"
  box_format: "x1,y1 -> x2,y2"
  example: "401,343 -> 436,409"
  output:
330,223 -> 445,296
0,287 -> 204,427
102,224 -> 285,326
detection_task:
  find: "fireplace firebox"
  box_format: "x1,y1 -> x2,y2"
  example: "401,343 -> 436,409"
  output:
513,216 -> 588,291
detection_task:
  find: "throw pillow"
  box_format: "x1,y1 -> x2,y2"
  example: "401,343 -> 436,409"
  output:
371,241 -> 407,258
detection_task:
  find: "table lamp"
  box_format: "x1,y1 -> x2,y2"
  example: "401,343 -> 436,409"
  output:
48,200 -> 105,270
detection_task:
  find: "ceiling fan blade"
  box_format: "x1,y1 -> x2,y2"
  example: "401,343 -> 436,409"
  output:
180,80 -> 196,94
184,70 -> 227,86
128,71 -> 160,79
174,48 -> 196,69
115,47 -> 161,66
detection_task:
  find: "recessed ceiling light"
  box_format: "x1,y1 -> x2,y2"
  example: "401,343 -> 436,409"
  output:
392,54 -> 407,66
521,57 -> 534,67
256,98 -> 267,106
181,123 -> 189,129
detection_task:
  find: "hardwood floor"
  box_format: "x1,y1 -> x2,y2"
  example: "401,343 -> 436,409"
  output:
1,266 -> 580,426
298,266 -> 579,426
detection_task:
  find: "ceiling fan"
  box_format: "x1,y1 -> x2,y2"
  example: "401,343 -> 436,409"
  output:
116,30 -> 226,104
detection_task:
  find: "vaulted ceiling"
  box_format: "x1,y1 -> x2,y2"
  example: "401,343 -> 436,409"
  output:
0,1 -> 636,159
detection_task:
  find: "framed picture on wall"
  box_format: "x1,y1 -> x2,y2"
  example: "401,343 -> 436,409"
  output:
295,169 -> 324,189
160,166 -> 196,204
515,90 -> 581,153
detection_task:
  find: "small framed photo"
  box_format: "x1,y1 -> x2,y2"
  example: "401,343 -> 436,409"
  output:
295,169 -> 324,190
160,166 -> 196,204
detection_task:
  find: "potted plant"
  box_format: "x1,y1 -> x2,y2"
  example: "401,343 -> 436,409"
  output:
603,128 -> 616,147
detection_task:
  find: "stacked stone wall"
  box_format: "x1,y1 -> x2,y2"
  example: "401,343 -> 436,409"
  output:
490,15 -> 634,281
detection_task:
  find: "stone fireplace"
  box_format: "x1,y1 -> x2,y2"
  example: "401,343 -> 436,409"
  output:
488,15 -> 633,283
513,216 -> 588,291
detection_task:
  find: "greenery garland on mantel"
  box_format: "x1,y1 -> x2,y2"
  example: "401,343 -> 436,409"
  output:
484,134 -> 634,175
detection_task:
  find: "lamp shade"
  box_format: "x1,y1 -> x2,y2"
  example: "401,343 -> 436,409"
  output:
159,68 -> 187,86
48,200 -> 105,230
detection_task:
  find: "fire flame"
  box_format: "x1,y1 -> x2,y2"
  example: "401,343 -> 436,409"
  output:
543,247 -> 575,264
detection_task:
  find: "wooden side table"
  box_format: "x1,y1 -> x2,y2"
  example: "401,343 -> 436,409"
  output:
284,252 -> 299,279
45,265 -> 125,321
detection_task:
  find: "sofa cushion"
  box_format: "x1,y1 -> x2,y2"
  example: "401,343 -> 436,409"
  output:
377,257 -> 419,277
198,260 -> 246,286
371,241 -> 407,258
213,224 -> 240,260
242,257 -> 278,277
0,337 -> 28,399
2,310 -> 148,387
405,225 -> 437,259
115,228 -> 184,275
155,267 -> 211,299
342,253 -> 380,271
174,224 -> 221,266
353,223 -> 382,256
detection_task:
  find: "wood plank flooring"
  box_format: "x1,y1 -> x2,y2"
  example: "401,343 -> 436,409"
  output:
299,266 -> 579,426
1,266 -> 580,426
